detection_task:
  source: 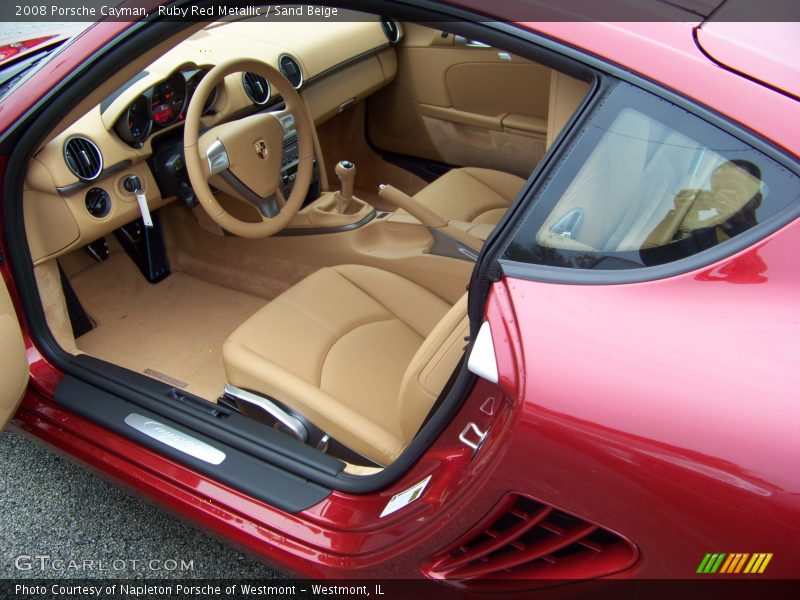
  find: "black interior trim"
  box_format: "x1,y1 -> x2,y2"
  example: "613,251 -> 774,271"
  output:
277,208 -> 376,236
56,159 -> 133,195
304,43 -> 391,87
55,374 -> 331,512
113,213 -> 172,284
57,262 -> 94,338
73,354 -> 346,479
378,151 -> 455,183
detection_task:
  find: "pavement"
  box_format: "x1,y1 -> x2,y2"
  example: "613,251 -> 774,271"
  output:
0,429 -> 283,579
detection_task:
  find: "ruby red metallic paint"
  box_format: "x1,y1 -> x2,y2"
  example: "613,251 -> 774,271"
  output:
13,372 -> 516,578
530,21 -> 800,160
1,3 -> 798,586
696,22 -> 800,101
0,35 -> 57,65
496,220 -> 800,577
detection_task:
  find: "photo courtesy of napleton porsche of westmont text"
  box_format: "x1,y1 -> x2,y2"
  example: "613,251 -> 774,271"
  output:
15,583 -> 383,596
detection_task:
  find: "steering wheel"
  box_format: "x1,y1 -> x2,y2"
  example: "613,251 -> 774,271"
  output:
184,58 -> 314,238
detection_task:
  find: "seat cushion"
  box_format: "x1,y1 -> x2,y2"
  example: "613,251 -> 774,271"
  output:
413,167 -> 525,228
223,264 -> 450,465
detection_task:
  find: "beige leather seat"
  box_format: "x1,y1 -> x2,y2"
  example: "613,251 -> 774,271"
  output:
223,265 -> 469,466
412,71 -> 590,229
413,167 -> 526,229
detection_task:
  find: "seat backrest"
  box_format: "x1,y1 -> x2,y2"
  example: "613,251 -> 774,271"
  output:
397,293 -> 469,443
546,70 -> 590,149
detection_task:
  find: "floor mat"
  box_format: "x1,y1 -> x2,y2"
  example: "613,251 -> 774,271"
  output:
71,250 -> 266,401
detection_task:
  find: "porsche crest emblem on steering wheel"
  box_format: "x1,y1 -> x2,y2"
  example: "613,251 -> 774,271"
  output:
254,139 -> 267,160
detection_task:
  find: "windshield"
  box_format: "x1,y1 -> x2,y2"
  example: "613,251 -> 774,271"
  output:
0,39 -> 67,101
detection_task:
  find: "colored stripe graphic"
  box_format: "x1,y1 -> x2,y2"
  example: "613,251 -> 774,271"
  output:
744,554 -> 760,573
724,553 -> 749,573
699,553 -> 772,574
697,554 -> 713,573
719,554 -> 735,573
757,553 -> 773,573
697,553 -> 726,573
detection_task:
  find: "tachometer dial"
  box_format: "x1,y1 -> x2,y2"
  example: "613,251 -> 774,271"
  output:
150,72 -> 186,127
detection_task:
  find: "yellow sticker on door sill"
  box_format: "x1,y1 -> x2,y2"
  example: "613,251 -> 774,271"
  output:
380,475 -> 431,518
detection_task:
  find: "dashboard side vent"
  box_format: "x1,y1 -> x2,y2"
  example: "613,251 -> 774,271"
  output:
380,17 -> 401,44
242,72 -> 270,105
426,494 -> 638,591
64,136 -> 103,181
278,55 -> 303,89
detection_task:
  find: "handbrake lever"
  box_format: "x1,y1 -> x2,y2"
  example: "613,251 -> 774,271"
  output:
378,184 -> 482,257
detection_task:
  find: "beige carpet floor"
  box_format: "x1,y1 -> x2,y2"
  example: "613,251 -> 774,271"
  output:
71,250 -> 266,401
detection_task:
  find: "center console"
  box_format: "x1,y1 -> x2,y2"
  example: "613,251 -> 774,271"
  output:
279,127 -> 320,204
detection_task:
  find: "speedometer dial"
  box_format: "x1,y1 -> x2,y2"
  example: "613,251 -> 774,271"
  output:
150,72 -> 186,127
187,69 -> 219,115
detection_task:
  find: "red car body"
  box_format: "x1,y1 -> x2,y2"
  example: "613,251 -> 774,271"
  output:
0,35 -> 57,65
1,0 -> 798,588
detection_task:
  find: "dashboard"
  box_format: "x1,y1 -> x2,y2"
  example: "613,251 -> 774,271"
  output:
24,17 -> 399,264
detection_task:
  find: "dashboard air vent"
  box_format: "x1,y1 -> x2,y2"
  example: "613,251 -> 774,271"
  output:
380,18 -> 401,44
426,494 -> 638,591
64,136 -> 103,181
278,55 -> 303,89
242,72 -> 270,105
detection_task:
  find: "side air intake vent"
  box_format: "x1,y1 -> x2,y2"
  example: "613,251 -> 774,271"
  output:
278,54 -> 303,89
242,72 -> 270,105
426,494 -> 638,591
64,136 -> 103,181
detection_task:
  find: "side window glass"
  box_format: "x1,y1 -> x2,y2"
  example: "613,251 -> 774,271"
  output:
503,84 -> 800,270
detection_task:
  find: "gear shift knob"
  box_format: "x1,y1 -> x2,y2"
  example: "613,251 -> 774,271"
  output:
335,160 -> 355,212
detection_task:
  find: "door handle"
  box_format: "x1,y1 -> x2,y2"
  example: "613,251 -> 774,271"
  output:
454,35 -> 490,48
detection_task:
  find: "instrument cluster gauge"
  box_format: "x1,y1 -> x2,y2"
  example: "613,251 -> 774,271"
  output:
150,71 -> 187,127
114,94 -> 152,147
187,69 -> 220,115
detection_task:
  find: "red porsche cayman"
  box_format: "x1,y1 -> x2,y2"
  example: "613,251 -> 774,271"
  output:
0,0 -> 798,591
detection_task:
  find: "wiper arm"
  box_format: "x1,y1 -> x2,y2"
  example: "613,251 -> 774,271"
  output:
0,48 -> 57,100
